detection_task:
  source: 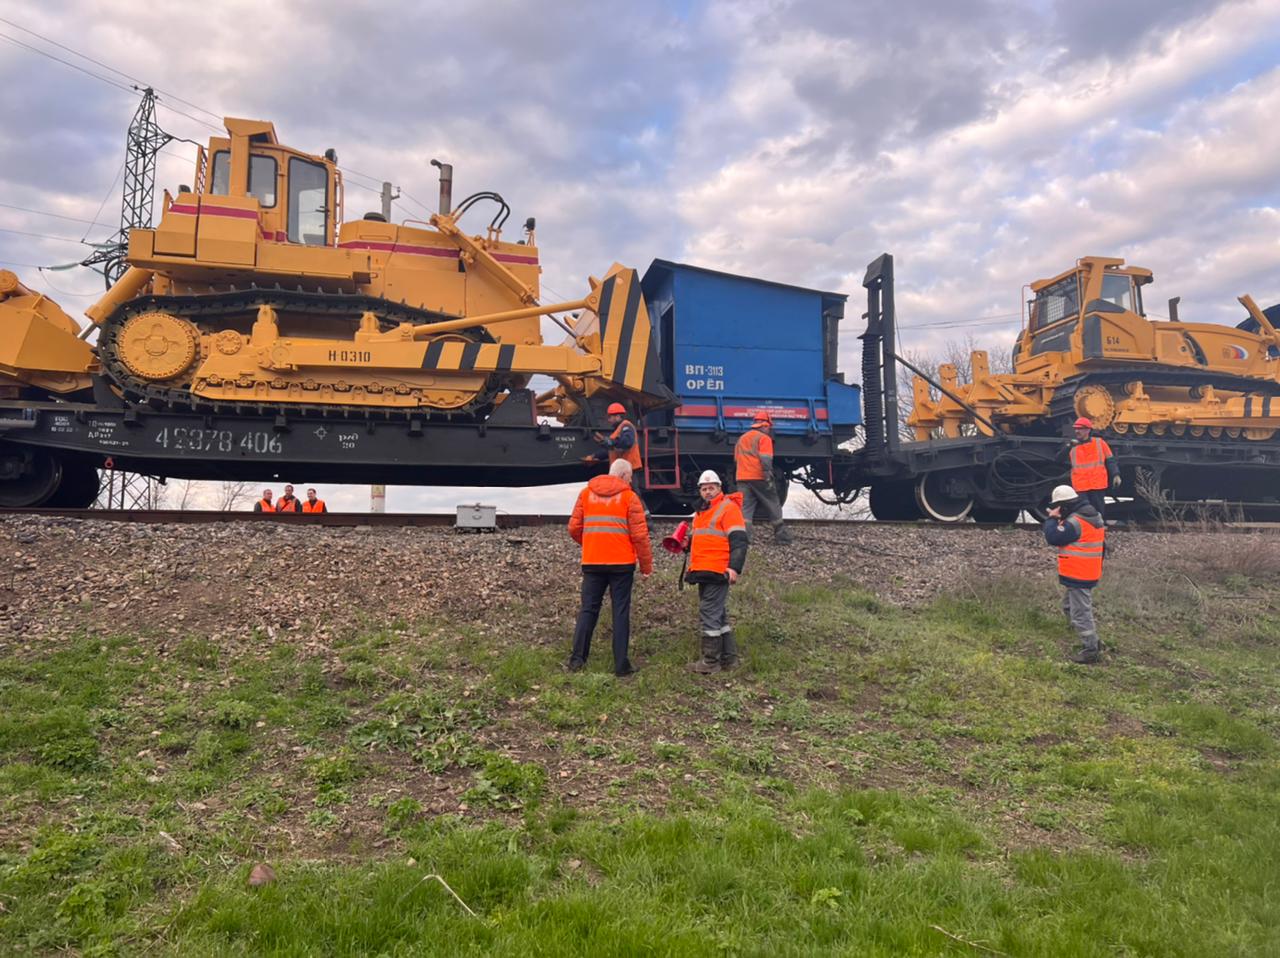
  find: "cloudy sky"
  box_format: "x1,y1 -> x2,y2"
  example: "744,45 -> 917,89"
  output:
3,0 -> 1280,512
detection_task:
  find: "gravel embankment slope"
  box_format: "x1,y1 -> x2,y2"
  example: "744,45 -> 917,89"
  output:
0,516 -> 1231,650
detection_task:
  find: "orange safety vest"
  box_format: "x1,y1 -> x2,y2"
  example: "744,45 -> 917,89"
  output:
256,498 -> 274,512
275,497 -> 300,513
608,419 -> 642,470
301,499 -> 326,513
689,492 -> 746,575
1057,513 -> 1105,586
579,487 -> 640,566
1070,436 -> 1112,491
735,428 -> 773,481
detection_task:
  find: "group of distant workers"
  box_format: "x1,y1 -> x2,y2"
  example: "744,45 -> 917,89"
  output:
567,405 -> 1123,675
567,405 -> 789,678
252,484 -> 328,513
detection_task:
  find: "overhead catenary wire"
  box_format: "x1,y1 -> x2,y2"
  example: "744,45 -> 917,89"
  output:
0,25 -> 220,154
80,161 -> 125,243
0,226 -> 100,245
0,202 -> 115,230
1,17 -> 412,247
0,30 -> 134,95
400,191 -> 438,218
30,269 -> 105,298
0,16 -> 224,126
899,311 -> 1022,332
4,14 -> 421,201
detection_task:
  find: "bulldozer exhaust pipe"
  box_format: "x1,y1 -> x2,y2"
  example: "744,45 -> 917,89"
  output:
430,159 -> 453,215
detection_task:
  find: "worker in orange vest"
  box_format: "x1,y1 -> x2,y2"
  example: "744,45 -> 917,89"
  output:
275,483 -> 302,514
684,470 -> 750,674
1069,417 -> 1119,518
301,488 -> 327,513
567,458 -> 653,677
734,411 -> 792,545
253,488 -> 275,512
1044,484 -> 1106,664
589,402 -> 642,474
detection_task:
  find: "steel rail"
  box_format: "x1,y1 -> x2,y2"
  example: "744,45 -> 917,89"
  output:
1,508 -> 1278,532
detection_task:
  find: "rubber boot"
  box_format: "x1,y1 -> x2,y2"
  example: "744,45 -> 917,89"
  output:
688,634 -> 722,674
773,523 -> 793,546
720,629 -> 739,670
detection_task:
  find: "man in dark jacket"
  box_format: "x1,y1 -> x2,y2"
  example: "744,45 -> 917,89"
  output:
684,470 -> 750,674
1043,484 -> 1106,664
566,459 -> 653,677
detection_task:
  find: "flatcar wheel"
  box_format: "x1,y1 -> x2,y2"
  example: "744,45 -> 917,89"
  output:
869,480 -> 924,521
0,448 -> 62,507
44,462 -> 101,509
914,470 -> 974,523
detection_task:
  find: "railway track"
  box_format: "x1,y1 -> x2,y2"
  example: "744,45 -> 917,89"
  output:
1,508 -> 1278,532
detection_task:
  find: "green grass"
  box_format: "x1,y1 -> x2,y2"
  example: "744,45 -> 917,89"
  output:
1,556 -> 1279,954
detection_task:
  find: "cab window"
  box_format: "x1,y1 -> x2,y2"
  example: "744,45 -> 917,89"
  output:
1100,273 -> 1134,311
288,157 -> 329,245
1030,275 -> 1080,331
208,151 -> 277,208
210,150 -> 230,195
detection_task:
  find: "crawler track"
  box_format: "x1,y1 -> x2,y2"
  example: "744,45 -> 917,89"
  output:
97,286 -> 501,419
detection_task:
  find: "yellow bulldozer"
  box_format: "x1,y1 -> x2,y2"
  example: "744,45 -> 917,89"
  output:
0,117 -> 672,422
909,256 -> 1280,441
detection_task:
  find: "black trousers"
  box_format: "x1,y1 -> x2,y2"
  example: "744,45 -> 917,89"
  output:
570,569 -> 634,673
1082,489 -> 1106,518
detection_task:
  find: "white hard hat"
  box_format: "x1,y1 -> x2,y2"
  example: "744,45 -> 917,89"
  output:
698,470 -> 722,486
1049,484 -> 1078,505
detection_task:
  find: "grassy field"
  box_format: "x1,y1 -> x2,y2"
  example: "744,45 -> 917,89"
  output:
2,537 -> 1279,955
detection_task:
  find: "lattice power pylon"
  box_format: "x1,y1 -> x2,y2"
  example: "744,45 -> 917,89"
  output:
95,463 -> 159,510
81,87 -> 174,286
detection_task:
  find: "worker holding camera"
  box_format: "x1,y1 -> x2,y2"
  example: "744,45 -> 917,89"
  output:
1044,484 -> 1106,664
673,470 -> 749,674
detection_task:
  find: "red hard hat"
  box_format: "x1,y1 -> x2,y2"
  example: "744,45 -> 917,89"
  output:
1074,417 -> 1092,429
607,402 -> 626,415
752,410 -> 773,424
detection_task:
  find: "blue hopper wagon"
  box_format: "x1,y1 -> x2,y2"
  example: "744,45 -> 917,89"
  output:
634,260 -> 861,511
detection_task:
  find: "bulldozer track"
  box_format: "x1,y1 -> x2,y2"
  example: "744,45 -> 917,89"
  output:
1047,367 -> 1280,441
96,286 -> 505,421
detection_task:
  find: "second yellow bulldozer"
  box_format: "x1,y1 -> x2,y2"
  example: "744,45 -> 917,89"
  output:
909,255 -> 1280,442
0,117 -> 672,421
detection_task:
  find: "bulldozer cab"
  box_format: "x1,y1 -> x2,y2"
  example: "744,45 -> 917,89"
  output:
194,118 -> 343,247
1026,258 -> 1151,333
1016,258 -> 1154,372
